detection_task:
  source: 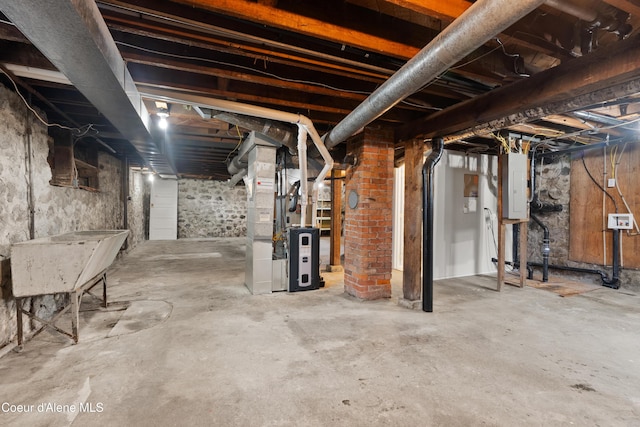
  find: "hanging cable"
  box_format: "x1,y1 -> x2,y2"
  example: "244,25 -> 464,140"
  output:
0,67 -> 93,135
116,41 -> 437,111
224,125 -> 244,164
581,151 -> 618,213
612,142 -> 640,235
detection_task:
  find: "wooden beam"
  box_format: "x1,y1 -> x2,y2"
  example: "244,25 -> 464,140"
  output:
123,52 -> 370,102
105,16 -> 393,81
380,0 -> 471,21
402,138 -> 424,301
171,0 -> 419,59
397,33 -> 640,142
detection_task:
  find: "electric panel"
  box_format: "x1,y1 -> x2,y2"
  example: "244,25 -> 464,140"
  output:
502,153 -> 528,219
288,227 -> 320,292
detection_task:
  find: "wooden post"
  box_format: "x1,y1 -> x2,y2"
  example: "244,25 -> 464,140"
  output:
403,138 -> 424,301
497,152 -> 528,290
519,220 -> 528,287
328,169 -> 344,271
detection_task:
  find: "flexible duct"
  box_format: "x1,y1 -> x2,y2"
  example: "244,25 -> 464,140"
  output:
323,0 -> 546,149
422,138 -> 444,312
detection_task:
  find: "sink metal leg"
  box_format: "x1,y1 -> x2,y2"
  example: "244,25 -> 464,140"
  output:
102,273 -> 107,308
70,291 -> 80,344
16,298 -> 23,349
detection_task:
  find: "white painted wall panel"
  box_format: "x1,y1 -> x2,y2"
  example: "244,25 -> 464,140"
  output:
392,166 -> 405,271
391,153 -> 511,280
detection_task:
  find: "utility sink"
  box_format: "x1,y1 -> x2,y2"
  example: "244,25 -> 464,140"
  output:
11,230 -> 129,298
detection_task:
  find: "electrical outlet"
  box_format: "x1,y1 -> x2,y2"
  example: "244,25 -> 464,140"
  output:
608,213 -> 634,229
607,178 -> 616,188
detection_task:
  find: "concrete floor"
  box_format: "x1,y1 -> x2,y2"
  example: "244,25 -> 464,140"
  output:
1,238 -> 640,426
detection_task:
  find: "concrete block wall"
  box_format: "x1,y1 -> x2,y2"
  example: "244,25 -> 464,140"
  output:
343,126 -> 394,300
528,154 -> 640,291
177,179 -> 247,238
0,83 -> 146,347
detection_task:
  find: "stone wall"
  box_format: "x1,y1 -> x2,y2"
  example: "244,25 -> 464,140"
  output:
128,169 -> 149,246
0,83 -> 146,348
527,154 -> 640,292
177,179 -> 247,238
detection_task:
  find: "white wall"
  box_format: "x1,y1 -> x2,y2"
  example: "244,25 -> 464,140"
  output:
393,152 -> 511,279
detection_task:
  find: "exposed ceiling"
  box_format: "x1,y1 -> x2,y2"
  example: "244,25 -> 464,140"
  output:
1,0 -> 640,180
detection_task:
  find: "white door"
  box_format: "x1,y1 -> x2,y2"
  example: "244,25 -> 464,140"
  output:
149,179 -> 178,240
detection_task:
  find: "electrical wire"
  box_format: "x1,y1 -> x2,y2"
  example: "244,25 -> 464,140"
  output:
224,125 -> 244,164
0,67 -> 92,135
117,41 -> 441,112
581,151 -> 618,213
496,38 -> 530,77
612,142 -> 640,235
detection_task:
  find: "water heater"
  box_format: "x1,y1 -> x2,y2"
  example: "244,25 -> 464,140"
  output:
288,227 -> 320,292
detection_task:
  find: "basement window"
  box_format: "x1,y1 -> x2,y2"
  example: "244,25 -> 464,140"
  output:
48,129 -> 99,191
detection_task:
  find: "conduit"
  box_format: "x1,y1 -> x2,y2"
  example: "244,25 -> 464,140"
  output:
422,138 -> 443,313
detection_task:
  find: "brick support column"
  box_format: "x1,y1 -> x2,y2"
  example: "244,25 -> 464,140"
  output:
343,126 -> 394,300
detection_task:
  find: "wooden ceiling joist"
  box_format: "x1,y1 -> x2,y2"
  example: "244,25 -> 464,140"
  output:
171,0 -> 420,59
398,33 -> 640,142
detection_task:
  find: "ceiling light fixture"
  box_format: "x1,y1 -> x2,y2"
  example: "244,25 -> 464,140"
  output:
155,101 -> 170,130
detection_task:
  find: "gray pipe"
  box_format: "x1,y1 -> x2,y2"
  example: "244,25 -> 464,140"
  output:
323,0 -> 546,149
572,110 -> 626,127
422,138 -> 444,313
530,213 -> 550,282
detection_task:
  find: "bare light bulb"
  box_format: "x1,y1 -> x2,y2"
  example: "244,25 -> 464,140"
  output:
158,116 -> 168,130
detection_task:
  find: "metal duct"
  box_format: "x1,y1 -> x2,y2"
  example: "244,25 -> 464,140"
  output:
193,106 -> 297,153
0,0 -> 176,177
139,88 -> 334,190
323,0 -> 546,149
572,110 -> 627,128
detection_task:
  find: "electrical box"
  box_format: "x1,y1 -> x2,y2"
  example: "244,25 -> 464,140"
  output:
502,153 -> 528,219
288,227 -> 320,292
608,213 -> 634,230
